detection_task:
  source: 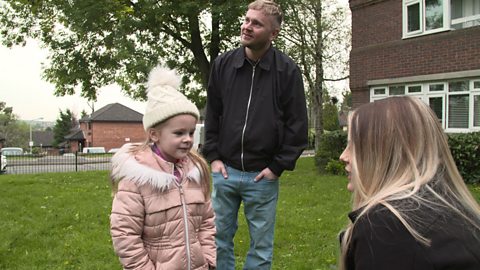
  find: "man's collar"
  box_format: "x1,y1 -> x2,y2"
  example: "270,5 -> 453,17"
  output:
233,46 -> 273,71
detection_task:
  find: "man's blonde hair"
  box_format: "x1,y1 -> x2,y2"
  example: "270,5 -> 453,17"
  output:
248,0 -> 283,28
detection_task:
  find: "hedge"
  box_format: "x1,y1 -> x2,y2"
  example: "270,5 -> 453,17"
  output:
315,130 -> 480,184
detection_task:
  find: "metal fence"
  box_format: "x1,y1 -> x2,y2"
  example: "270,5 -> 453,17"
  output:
0,152 -> 112,175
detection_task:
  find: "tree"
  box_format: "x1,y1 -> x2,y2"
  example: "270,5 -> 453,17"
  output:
0,0 -> 246,107
340,89 -> 352,111
53,109 -> 77,147
278,0 -> 350,152
323,96 -> 340,131
0,101 -> 29,148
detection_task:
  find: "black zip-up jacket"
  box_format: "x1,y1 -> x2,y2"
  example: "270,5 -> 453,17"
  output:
342,202 -> 480,270
203,46 -> 308,176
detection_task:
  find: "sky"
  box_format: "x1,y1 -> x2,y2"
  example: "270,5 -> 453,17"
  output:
0,40 -> 146,122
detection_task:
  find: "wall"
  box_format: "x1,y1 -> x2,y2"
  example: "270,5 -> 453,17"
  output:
87,122 -> 146,151
349,0 -> 480,107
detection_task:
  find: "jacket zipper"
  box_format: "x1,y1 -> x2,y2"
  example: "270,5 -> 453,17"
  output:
178,184 -> 192,270
241,63 -> 256,171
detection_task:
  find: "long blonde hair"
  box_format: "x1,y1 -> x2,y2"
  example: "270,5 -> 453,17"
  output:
339,96 -> 480,269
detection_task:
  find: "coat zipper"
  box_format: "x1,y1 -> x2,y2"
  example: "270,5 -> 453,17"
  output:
241,63 -> 256,171
178,184 -> 192,270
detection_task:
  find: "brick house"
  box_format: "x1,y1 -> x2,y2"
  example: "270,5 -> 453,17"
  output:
79,103 -> 146,152
349,0 -> 480,132
32,130 -> 56,154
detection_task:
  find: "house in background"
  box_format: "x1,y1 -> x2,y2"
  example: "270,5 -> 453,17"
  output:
349,0 -> 480,132
77,103 -> 145,152
32,130 -> 56,154
63,128 -> 86,153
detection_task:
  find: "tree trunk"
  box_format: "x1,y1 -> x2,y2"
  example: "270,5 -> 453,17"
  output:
313,0 -> 324,153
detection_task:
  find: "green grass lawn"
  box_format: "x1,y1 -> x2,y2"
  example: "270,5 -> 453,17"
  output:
0,157 -> 479,270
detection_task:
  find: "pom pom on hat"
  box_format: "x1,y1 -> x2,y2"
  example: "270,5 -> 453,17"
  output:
142,66 -> 200,131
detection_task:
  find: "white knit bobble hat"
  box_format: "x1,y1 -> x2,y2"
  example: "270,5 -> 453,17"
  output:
142,66 -> 199,131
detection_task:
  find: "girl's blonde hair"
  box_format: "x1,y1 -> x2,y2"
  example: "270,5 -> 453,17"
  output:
339,96 -> 480,269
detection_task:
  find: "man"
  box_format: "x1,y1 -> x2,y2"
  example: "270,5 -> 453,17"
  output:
203,0 -> 308,269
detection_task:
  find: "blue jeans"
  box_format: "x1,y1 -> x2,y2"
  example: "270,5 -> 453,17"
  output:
212,165 -> 279,270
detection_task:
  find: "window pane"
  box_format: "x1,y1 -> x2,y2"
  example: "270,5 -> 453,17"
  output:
408,85 -> 422,93
475,81 -> 480,89
374,88 -> 386,95
475,95 -> 480,127
429,96 -> 444,125
429,83 -> 444,92
389,86 -> 405,95
451,0 -> 480,29
425,0 -> 444,30
449,81 -> 469,92
448,95 -> 469,128
407,3 -> 421,32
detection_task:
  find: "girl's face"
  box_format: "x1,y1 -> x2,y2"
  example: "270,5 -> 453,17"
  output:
339,141 -> 354,192
151,114 -> 197,163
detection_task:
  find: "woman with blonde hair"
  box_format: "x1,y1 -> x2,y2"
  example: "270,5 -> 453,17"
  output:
339,96 -> 480,270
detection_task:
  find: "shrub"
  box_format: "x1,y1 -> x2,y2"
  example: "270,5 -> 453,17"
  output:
447,132 -> 480,184
325,159 -> 346,175
315,130 -> 347,173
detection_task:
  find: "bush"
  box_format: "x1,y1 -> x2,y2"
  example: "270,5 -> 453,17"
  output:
315,130 -> 347,173
325,159 -> 346,175
314,129 -> 480,184
447,132 -> 480,184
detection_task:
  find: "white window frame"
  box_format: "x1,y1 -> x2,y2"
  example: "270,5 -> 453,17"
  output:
471,79 -> 480,129
369,78 -> 480,132
371,87 -> 387,99
451,0 -> 480,29
403,0 -> 451,38
428,82 -> 446,92
427,94 -> 446,128
446,80 -> 470,131
406,84 -> 423,94
388,85 -> 406,96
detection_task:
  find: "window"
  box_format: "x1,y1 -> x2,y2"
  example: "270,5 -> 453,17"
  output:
408,85 -> 422,93
370,78 -> 480,131
448,94 -> 469,128
373,87 -> 386,95
474,80 -> 480,127
474,95 -> 480,127
403,0 -> 480,38
407,2 -> 422,33
403,0 -> 448,37
426,0 -> 444,30
451,0 -> 480,29
429,83 -> 445,92
389,85 -> 406,95
447,81 -> 469,129
429,95 -> 445,127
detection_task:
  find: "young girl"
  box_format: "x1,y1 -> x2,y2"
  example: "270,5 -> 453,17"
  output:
339,96 -> 480,270
110,66 -> 216,270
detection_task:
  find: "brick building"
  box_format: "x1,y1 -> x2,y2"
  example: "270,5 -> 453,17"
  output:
79,103 -> 145,152
349,0 -> 480,132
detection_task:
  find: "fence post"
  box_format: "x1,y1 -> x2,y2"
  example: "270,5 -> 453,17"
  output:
75,151 -> 78,172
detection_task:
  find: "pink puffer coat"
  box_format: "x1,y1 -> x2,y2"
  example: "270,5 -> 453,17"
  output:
110,144 -> 216,270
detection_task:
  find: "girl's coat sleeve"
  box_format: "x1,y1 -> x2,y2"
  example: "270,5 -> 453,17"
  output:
110,180 -> 155,270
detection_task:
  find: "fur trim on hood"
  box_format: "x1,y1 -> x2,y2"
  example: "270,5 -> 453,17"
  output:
110,143 -> 201,191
